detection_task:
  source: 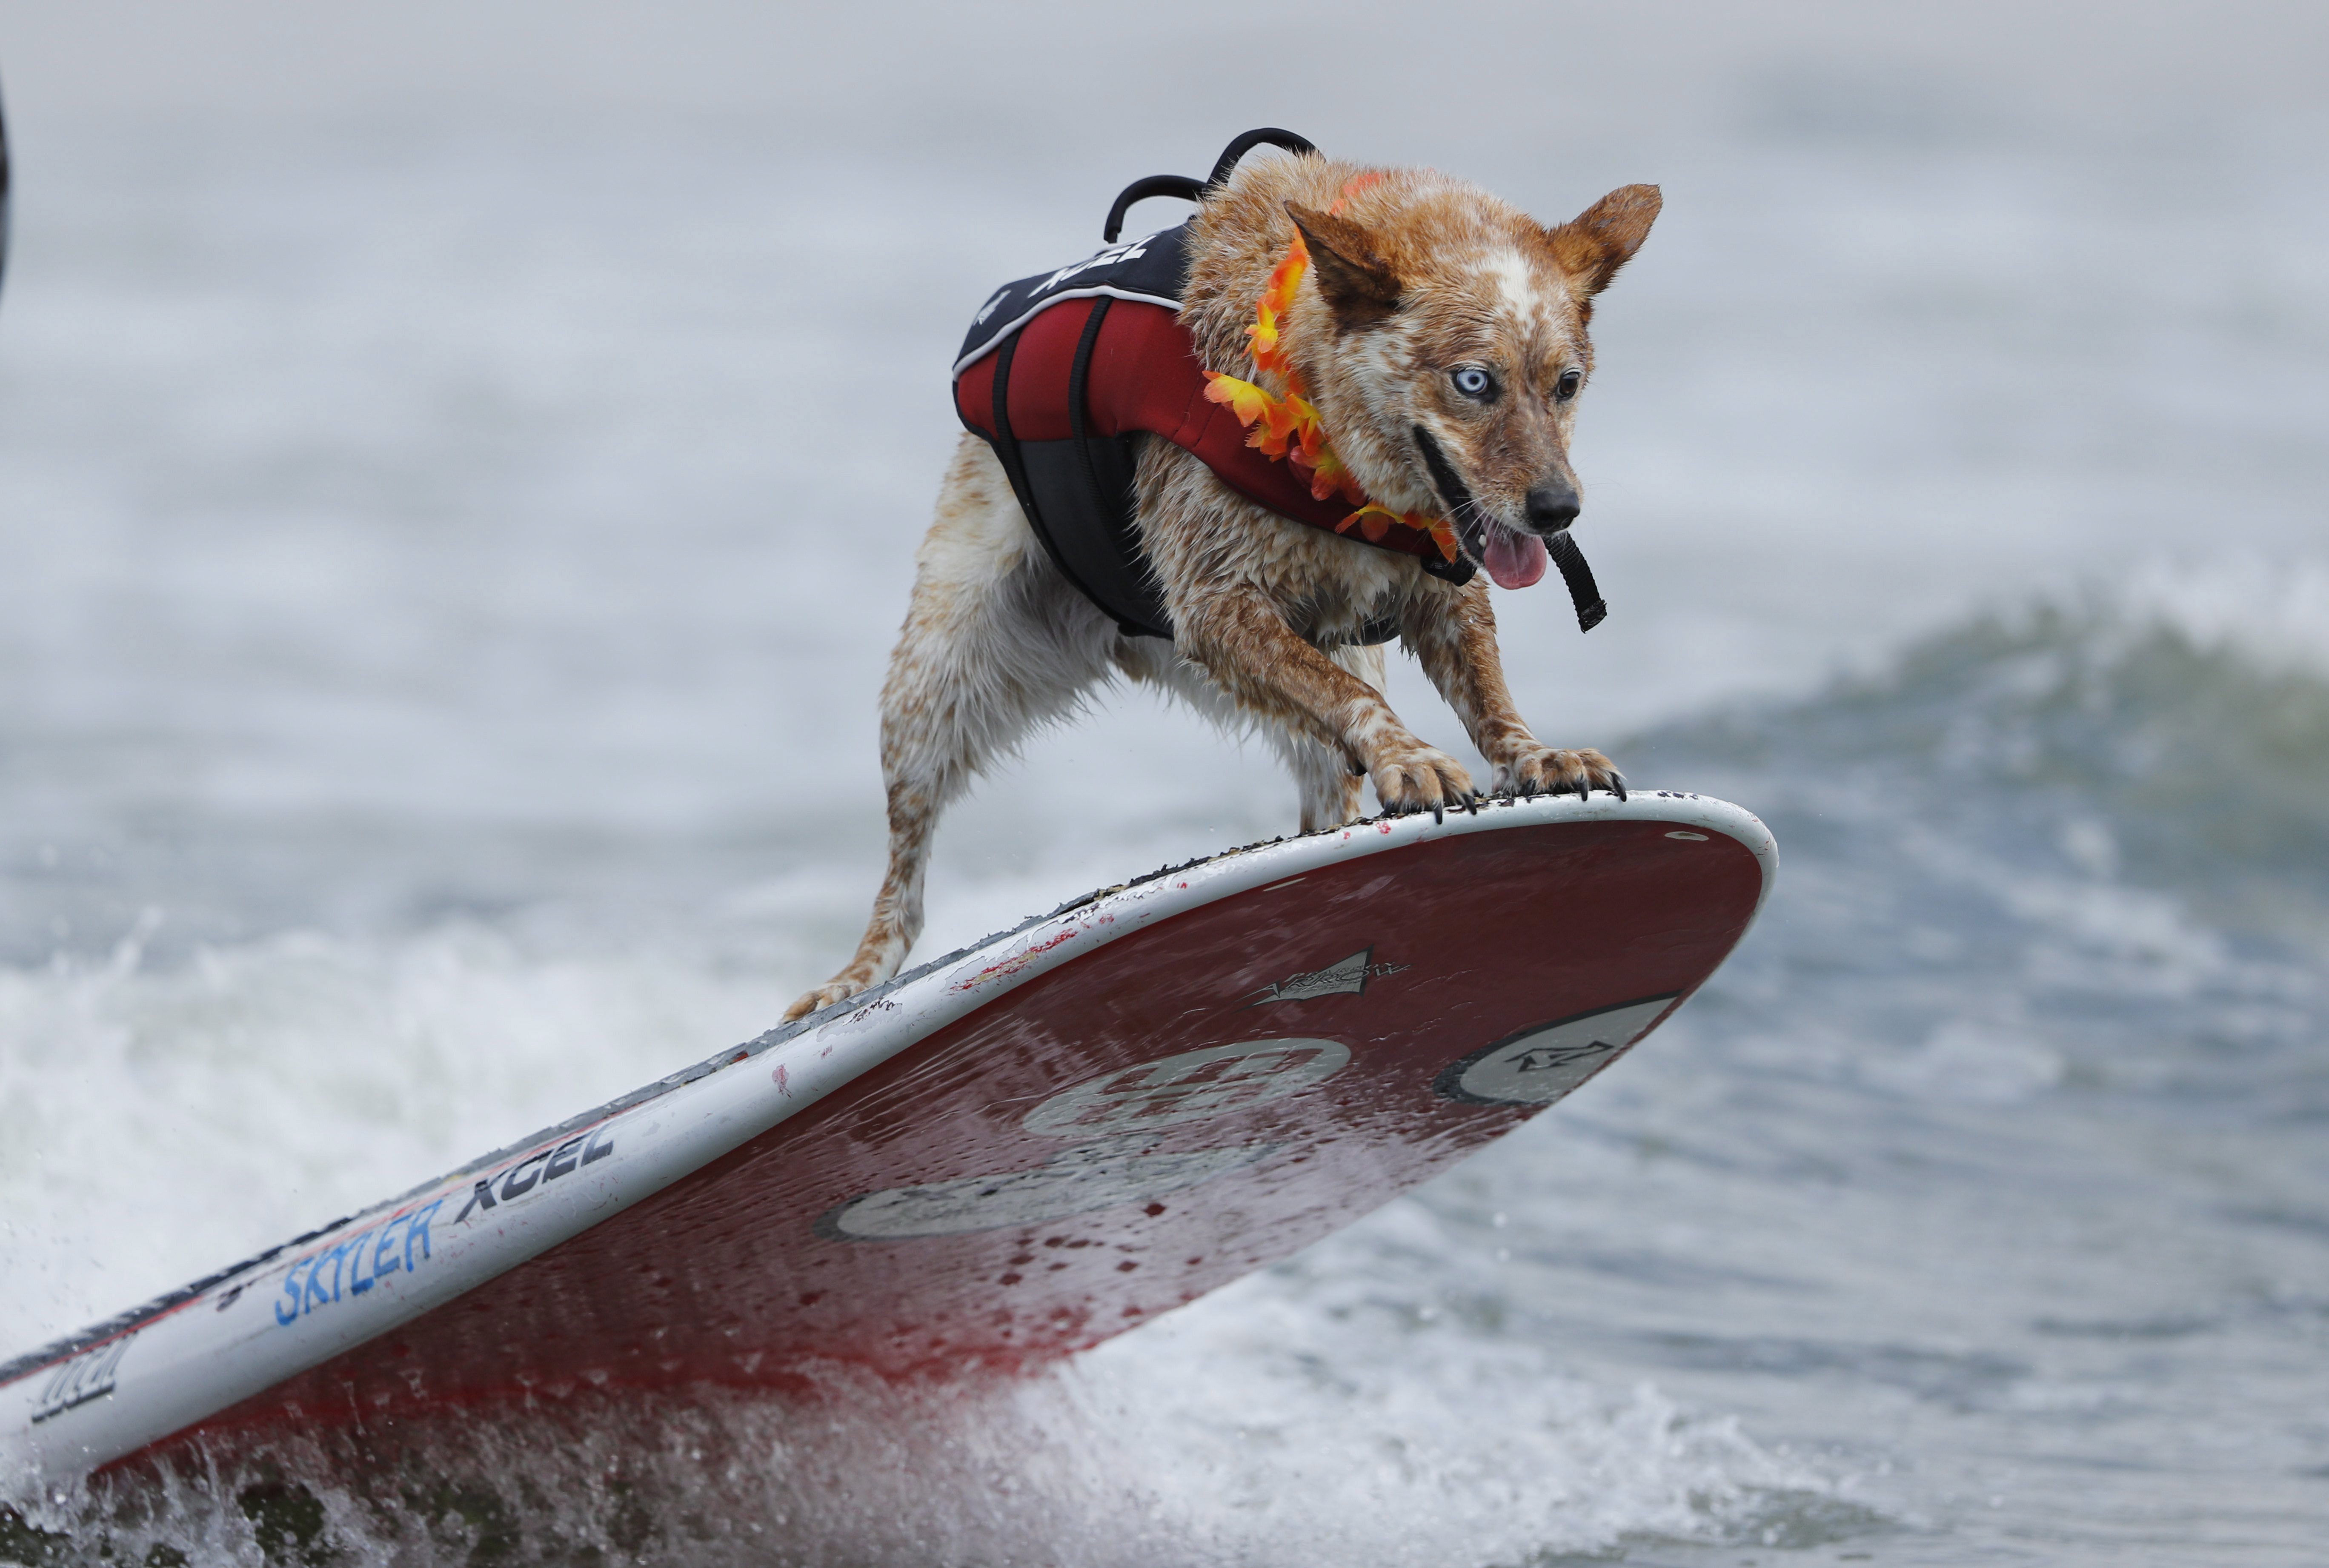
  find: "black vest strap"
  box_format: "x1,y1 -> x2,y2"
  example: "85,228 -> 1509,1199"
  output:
1066,299 -> 1172,638
1547,531 -> 1608,633
988,331 -> 1106,622
990,309 -> 1175,639
986,331 -> 1034,521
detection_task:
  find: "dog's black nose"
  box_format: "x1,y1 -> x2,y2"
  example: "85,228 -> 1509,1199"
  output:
1524,481 -> 1580,534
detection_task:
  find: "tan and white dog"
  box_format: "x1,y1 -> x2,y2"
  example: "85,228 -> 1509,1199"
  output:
787,153 -> 1659,1020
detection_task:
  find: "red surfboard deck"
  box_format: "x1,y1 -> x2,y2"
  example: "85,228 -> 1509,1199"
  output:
1,794 -> 1773,1480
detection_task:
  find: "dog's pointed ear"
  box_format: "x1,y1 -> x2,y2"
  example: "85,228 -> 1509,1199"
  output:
1285,201 -> 1401,328
1545,184 -> 1661,297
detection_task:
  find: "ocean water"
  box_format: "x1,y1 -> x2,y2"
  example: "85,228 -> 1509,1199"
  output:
3,3 -> 2328,1562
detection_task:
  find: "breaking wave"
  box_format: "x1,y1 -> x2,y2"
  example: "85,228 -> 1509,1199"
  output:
4,1368 -> 1833,1568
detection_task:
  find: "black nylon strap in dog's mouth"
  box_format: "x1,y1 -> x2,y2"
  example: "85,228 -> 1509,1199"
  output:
1546,532 -> 1607,632
1412,426 -> 1608,633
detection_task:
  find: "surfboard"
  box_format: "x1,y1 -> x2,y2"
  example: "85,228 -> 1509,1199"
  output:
0,791 -> 1774,1482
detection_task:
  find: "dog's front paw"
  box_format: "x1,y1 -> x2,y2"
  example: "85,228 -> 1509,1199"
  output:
1494,745 -> 1625,801
1369,741 -> 1475,818
784,975 -> 872,1022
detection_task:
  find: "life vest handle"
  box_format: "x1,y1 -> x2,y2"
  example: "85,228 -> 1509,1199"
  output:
1205,128 -> 1317,189
1102,175 -> 1206,244
1100,128 -> 1320,243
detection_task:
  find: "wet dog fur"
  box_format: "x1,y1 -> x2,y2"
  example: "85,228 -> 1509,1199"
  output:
787,153 -> 1659,1020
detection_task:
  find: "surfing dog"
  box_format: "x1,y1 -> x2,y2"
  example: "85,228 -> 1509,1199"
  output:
788,152 -> 1659,1019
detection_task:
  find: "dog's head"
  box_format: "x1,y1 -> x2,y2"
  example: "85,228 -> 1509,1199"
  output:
1280,180 -> 1660,590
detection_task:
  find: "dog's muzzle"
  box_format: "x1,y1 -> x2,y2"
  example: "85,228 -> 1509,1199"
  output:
1412,425 -> 1605,632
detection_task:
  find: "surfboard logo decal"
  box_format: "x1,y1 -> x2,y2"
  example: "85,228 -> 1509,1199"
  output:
274,1199 -> 447,1328
1247,946 -> 1408,1005
451,1124 -> 618,1225
29,1332 -> 136,1425
816,1143 -> 1271,1241
829,995 -> 901,1035
1434,995 -> 1682,1107
1022,1038 -> 1351,1136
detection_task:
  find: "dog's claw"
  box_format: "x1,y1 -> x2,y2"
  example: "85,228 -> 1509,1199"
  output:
1368,738 -> 1474,822
1500,745 -> 1622,806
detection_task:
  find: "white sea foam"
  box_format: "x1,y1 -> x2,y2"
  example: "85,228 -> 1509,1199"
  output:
2117,555 -> 2329,679
0,925 -> 798,1354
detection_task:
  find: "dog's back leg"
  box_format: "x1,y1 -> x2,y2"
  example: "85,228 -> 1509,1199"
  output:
1271,642 -> 1382,831
1144,636 -> 1382,833
786,437 -> 1114,1021
1278,733 -> 1362,833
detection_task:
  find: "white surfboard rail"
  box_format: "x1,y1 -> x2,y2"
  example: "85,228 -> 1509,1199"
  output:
0,791 -> 1775,1486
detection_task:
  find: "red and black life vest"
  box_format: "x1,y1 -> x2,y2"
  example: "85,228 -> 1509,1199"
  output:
951,140 -> 1475,643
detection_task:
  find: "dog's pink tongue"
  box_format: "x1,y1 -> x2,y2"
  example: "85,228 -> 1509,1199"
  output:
1484,526 -> 1550,589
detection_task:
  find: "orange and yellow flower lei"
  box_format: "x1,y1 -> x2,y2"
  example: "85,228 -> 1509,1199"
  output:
1199,175 -> 1459,563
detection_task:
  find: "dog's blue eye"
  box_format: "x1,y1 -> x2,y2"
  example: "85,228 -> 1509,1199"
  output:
1555,368 -> 1582,401
1451,367 -> 1494,399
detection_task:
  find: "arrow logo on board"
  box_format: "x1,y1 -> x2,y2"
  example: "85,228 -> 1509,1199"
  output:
1247,947 -> 1409,1006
